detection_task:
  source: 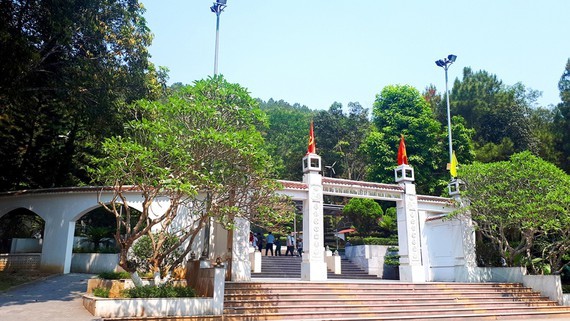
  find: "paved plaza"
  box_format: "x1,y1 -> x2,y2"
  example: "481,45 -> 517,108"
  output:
0,273 -> 99,321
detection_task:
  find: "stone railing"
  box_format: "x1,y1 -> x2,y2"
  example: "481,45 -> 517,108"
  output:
0,253 -> 41,271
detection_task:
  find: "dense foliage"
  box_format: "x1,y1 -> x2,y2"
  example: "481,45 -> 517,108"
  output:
361,85 -> 474,194
0,0 -> 164,192
342,198 -> 383,236
457,152 -> 570,274
122,284 -> 196,298
92,76 -> 294,283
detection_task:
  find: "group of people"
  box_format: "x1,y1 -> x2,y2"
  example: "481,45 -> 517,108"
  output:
250,231 -> 302,257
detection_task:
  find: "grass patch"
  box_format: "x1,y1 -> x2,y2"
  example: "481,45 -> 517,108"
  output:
0,270 -> 54,291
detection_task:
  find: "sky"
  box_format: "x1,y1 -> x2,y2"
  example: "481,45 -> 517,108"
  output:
141,0 -> 570,112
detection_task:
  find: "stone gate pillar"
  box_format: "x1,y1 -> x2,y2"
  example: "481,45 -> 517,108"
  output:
395,164 -> 425,282
231,217 -> 251,281
300,152 -> 327,281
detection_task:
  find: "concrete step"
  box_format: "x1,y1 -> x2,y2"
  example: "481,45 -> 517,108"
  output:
224,297 -> 557,308
223,281 -> 570,320
253,255 -> 378,279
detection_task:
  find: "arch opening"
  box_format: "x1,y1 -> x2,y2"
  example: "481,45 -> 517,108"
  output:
0,208 -> 45,254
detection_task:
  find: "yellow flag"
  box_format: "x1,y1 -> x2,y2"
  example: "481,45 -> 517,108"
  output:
450,151 -> 458,178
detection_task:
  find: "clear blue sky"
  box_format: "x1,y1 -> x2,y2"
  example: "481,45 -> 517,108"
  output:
141,0 -> 570,111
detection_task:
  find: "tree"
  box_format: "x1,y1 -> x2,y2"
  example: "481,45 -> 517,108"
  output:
457,151 -> 570,273
423,84 -> 444,124
342,198 -> 383,236
334,102 -> 371,181
450,68 -> 538,161
259,99 -> 313,181
553,58 -> 570,173
314,102 -> 348,177
81,226 -> 114,252
0,0 -> 163,191
362,85 -> 467,194
528,107 -> 559,164
92,76 -> 294,285
312,102 -> 371,181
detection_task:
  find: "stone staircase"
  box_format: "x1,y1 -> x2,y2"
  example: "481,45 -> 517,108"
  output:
223,281 -> 570,320
252,255 -> 380,280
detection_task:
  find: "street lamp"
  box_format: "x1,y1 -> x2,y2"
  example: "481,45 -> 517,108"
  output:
210,0 -> 228,75
435,54 -> 457,164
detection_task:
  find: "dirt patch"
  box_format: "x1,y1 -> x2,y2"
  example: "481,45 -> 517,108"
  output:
0,270 -> 55,291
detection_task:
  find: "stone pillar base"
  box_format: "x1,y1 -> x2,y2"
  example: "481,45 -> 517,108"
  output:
231,259 -> 251,281
399,265 -> 426,282
301,261 -> 327,281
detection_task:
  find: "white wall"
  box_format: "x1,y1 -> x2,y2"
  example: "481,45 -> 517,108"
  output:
423,217 -> 467,281
10,238 -> 42,253
344,245 -> 393,277
71,253 -> 121,274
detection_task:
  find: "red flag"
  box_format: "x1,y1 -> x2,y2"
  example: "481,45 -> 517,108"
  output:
307,121 -> 316,154
397,135 -> 408,165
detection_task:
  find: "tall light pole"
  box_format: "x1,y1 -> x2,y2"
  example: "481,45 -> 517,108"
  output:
435,54 -> 457,164
210,0 -> 227,75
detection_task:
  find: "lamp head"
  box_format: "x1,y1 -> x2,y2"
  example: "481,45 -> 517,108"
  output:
217,0 -> 227,4
435,60 -> 445,67
447,54 -> 457,63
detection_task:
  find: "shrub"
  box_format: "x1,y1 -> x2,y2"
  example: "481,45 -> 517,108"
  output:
98,271 -> 131,280
348,236 -> 398,246
92,287 -> 110,298
122,284 -> 196,298
132,233 -> 181,274
384,254 -> 400,266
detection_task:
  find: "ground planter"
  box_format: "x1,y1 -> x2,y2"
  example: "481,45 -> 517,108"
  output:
382,264 -> 400,280
82,295 -> 217,318
83,267 -> 225,318
86,278 -> 130,298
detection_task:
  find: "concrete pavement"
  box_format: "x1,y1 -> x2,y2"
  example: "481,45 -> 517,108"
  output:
0,273 -> 100,321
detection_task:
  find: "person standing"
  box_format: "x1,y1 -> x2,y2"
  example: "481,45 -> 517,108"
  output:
274,236 -> 282,256
285,232 -> 295,256
265,231 -> 275,256
257,233 -> 264,253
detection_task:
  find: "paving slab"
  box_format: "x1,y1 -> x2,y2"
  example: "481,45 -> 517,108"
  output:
0,273 -> 100,321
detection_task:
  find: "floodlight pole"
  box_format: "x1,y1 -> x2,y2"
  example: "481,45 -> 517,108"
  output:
435,54 -> 457,164
211,1 -> 227,76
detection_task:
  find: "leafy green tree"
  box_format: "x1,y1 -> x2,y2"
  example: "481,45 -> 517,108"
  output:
423,84 -> 445,124
553,58 -> 570,172
334,102 -> 371,181
457,151 -> 570,273
92,76 -> 294,285
342,198 -> 383,237
313,102 -> 371,181
259,99 -> 313,181
314,102 -> 347,177
363,85 -> 461,194
528,107 -> 559,164
0,0 -> 163,191
450,68 -> 538,161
